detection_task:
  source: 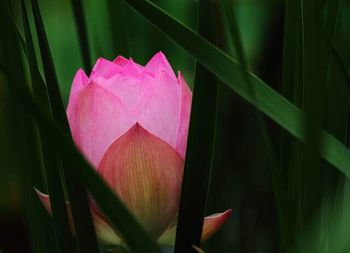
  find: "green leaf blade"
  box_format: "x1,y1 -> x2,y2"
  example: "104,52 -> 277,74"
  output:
174,0 -> 218,251
120,0 -> 350,179
29,1 -> 100,252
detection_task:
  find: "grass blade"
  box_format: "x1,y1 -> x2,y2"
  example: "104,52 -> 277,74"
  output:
1,2 -> 52,252
11,3 -> 162,251
29,0 -> 99,252
174,0 -> 218,251
21,1 -> 75,252
119,0 -> 350,179
320,1 -> 349,252
280,0 -> 305,251
70,0 -> 92,72
325,32 -> 350,84
298,0 -> 328,251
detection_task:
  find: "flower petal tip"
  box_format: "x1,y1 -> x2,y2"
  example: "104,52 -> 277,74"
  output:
145,52 -> 176,79
158,209 -> 232,245
35,189 -> 52,213
71,68 -> 90,95
201,209 -> 232,242
113,55 -> 129,67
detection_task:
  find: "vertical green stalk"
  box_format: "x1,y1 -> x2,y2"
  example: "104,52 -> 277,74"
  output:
280,0 -> 305,252
29,0 -> 99,252
174,0 -> 218,252
22,1 -> 76,252
0,1 -> 51,252
299,0 -> 328,252
322,1 -> 348,253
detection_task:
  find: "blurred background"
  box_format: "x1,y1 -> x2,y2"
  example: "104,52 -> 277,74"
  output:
1,0 -> 350,252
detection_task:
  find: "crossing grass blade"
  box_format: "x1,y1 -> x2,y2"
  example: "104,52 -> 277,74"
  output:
1,2 -> 52,252
21,1 -> 75,252
174,0 -> 218,252
70,0 -> 92,72
29,0 -> 100,252
119,0 -> 350,179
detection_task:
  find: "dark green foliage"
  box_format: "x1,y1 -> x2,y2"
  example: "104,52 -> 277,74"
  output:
29,0 -> 100,252
21,2 -> 76,252
70,0 -> 92,72
0,1 -> 53,253
2,0 -> 350,252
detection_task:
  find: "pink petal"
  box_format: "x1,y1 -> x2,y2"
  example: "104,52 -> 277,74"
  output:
175,72 -> 192,159
128,58 -> 144,70
135,70 -> 181,151
97,123 -> 184,239
35,189 -> 55,214
70,68 -> 90,96
90,57 -> 125,79
120,58 -> 143,78
201,209 -> 232,241
99,74 -> 148,108
144,51 -> 176,80
66,82 -> 134,167
158,210 -> 232,245
113,55 -> 129,67
35,190 -> 121,245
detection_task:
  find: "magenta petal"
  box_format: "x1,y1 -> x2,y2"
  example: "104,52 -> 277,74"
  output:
135,70 -> 181,150
113,55 -> 129,67
100,74 -> 147,108
120,59 -> 143,77
90,57 -> 125,79
98,124 -> 184,239
144,51 -> 176,80
66,82 -> 134,167
175,72 -> 192,159
70,68 -> 90,96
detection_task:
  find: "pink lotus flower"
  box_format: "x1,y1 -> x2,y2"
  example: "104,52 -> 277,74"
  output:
38,52 -> 231,246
